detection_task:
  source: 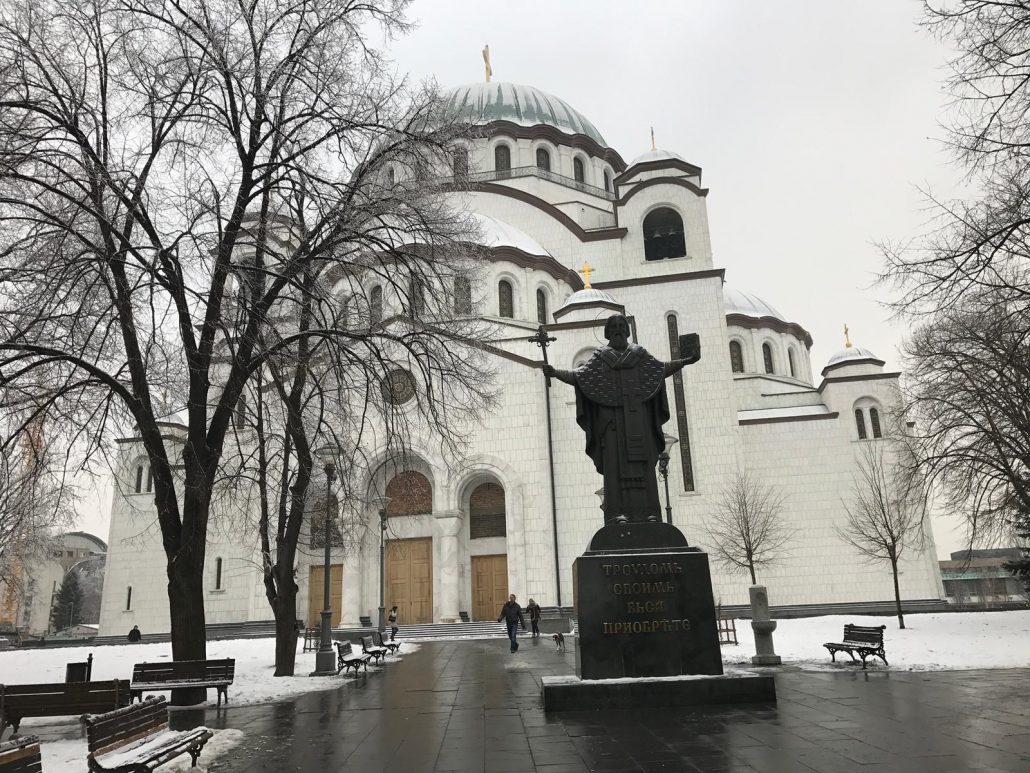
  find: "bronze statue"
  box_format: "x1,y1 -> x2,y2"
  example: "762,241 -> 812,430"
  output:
544,315 -> 700,525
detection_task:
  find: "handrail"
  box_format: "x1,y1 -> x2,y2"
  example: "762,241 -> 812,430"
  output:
462,166 -> 617,201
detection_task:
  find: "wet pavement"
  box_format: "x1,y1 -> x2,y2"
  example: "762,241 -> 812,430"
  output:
171,637 -> 1030,773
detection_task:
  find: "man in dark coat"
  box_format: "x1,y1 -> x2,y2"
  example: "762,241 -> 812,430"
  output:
527,598 -> 541,637
127,625 -> 141,643
497,594 -> 526,652
545,314 -> 699,524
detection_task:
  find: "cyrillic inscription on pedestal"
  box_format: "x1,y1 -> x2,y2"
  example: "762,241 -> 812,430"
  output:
574,549 -> 723,679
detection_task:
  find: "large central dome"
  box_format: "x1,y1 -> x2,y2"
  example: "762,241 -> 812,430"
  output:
444,82 -> 607,146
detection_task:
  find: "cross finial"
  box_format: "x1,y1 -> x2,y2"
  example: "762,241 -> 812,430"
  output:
844,323 -> 852,349
578,261 -> 593,289
482,45 -> 492,83
650,126 -> 656,151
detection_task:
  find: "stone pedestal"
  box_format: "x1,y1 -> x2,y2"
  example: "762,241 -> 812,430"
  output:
749,584 -> 781,666
572,523 -> 722,680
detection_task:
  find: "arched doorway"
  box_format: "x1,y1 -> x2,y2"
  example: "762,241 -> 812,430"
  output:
384,471 -> 434,624
468,481 -> 508,621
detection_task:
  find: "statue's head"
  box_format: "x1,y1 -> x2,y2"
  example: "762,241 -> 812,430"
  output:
603,315 -> 630,350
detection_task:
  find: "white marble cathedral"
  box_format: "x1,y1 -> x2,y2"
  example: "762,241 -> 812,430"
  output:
97,80 -> 945,635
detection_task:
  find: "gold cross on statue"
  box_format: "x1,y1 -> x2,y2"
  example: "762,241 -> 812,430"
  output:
579,261 -> 594,289
844,323 -> 852,349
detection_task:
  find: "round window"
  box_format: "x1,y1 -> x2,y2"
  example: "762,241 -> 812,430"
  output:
382,369 -> 416,405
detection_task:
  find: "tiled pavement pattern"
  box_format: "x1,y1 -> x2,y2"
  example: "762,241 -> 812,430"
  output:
167,638 -> 1029,772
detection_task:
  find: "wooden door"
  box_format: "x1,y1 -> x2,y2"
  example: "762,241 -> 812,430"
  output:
471,554 -> 509,622
386,538 -> 433,624
307,564 -> 343,627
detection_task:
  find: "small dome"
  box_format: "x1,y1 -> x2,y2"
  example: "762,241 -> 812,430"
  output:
560,287 -> 619,308
826,345 -> 880,367
473,214 -> 548,256
723,286 -> 784,320
553,287 -> 624,321
444,82 -> 607,146
629,148 -> 686,166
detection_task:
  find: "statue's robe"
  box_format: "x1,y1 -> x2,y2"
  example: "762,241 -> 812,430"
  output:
573,344 -> 670,523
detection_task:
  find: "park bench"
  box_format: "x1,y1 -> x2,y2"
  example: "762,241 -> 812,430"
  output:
85,696 -> 212,773
372,630 -> 400,655
334,641 -> 369,677
823,624 -> 888,669
0,679 -> 131,737
0,735 -> 41,772
302,627 -> 320,653
130,659 -> 235,707
360,636 -> 388,666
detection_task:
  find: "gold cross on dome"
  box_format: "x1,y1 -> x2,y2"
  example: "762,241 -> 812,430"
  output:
579,261 -> 593,289
844,323 -> 852,349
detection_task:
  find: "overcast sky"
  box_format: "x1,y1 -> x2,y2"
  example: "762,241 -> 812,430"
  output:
75,1 -> 972,557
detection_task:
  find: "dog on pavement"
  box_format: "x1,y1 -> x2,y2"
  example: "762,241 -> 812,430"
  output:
552,632 -> 566,653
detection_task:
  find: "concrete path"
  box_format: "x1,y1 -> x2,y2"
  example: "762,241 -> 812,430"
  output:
173,636 -> 1030,772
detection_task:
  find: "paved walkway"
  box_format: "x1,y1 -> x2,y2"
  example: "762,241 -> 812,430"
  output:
173,637 -> 1030,773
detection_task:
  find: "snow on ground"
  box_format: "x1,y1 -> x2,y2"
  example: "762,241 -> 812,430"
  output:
721,610 -> 1030,671
0,638 -> 419,771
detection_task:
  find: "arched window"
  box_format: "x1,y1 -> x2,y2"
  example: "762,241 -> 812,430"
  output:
855,409 -> 868,440
469,481 -> 506,539
453,148 -> 469,177
762,343 -> 774,374
386,166 -> 395,186
494,144 -> 511,177
573,157 -> 585,183
233,393 -> 247,429
369,285 -> 383,325
729,341 -> 744,373
870,408 -> 882,439
536,288 -> 548,324
338,295 -> 350,330
214,557 -> 223,590
385,470 -> 433,516
134,465 -> 144,493
642,207 -> 686,261
603,170 -> 613,192
408,275 -> 425,317
536,148 -> 550,172
788,349 -> 797,378
498,279 -> 514,318
454,276 -> 472,315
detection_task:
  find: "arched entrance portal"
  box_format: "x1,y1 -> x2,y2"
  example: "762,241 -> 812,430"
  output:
384,471 -> 434,624
468,481 -> 508,621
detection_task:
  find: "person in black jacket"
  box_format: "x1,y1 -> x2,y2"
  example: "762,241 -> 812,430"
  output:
527,599 -> 541,638
127,625 -> 141,643
497,594 -> 526,653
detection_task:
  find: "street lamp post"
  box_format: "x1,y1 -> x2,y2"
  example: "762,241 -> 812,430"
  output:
378,505 -> 388,633
312,446 -> 338,676
657,434 -> 678,524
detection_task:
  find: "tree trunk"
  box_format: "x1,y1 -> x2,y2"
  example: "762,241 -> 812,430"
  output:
748,562 -> 757,585
890,556 -> 905,629
273,589 -> 300,677
167,550 -> 208,705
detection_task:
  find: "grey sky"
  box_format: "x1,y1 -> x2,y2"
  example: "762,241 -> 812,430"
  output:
75,1 -> 970,557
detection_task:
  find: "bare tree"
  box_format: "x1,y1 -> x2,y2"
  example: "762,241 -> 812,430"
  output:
838,442 -> 929,629
0,0 -> 491,700
704,470 -> 793,586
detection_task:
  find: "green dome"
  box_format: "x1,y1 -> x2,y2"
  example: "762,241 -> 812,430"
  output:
444,82 -> 607,146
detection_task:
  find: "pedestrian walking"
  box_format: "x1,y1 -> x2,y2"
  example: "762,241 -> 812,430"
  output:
497,594 -> 526,653
388,606 -> 398,641
527,599 -> 541,637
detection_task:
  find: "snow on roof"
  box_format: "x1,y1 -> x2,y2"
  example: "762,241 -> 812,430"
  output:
723,286 -> 784,320
737,405 -> 833,421
473,214 -> 549,256
628,148 -> 686,167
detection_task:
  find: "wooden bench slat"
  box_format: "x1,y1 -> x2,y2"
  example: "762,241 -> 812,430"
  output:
0,736 -> 42,773
0,680 -> 131,736
823,624 -> 887,669
129,659 -> 235,707
86,697 -> 213,773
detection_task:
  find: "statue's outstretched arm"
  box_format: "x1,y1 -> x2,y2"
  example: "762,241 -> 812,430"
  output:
543,364 -> 577,385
